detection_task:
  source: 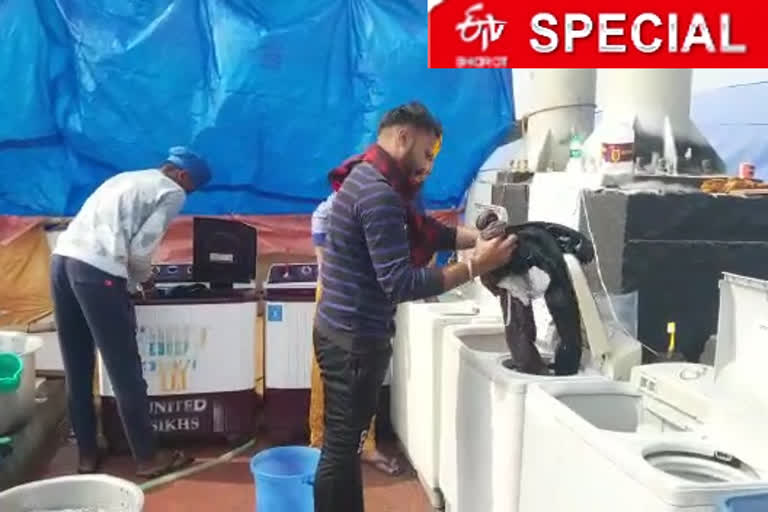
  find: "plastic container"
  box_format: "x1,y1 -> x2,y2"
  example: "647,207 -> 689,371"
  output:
0,332 -> 43,435
0,474 -> 144,511
718,492 -> 768,511
593,290 -> 639,339
565,134 -> 586,173
738,162 -> 755,179
0,352 -> 23,392
250,446 -> 320,512
599,117 -> 635,174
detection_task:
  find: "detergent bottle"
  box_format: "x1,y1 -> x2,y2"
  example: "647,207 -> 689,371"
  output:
599,117 -> 635,175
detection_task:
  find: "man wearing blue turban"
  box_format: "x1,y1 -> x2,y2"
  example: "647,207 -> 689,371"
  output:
50,147 -> 211,478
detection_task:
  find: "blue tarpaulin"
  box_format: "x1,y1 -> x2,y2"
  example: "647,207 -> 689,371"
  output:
0,0 -> 513,216
692,82 -> 768,179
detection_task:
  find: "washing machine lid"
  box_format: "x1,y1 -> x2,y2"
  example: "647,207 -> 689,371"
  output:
704,273 -> 768,461
704,361 -> 768,466
712,273 -> 768,389
564,254 -> 610,362
632,363 -> 714,423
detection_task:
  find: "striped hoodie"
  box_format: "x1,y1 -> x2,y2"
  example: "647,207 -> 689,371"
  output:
314,162 -> 456,351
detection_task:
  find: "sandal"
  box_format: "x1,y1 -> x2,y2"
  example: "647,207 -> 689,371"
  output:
136,450 -> 195,479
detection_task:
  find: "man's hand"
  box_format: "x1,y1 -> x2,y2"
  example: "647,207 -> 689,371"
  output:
140,277 -> 156,299
472,233 -> 517,275
456,226 -> 479,250
438,233 -> 516,292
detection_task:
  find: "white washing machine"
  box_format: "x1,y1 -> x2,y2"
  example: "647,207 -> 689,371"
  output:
631,362 -> 715,432
263,263 -> 318,390
699,272 -> 768,476
519,379 -> 768,511
630,271 -> 767,443
521,271 -> 768,512
443,271 -> 505,312
390,294 -> 501,509
438,323 -> 608,512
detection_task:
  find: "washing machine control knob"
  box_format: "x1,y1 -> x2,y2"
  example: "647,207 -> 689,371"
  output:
679,366 -> 707,380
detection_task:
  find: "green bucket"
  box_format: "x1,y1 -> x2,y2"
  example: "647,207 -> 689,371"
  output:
0,352 -> 23,393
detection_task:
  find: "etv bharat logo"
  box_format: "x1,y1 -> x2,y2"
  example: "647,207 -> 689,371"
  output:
454,3 -> 508,68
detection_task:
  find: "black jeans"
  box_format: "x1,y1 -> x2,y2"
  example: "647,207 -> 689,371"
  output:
313,327 -> 391,512
50,255 -> 156,462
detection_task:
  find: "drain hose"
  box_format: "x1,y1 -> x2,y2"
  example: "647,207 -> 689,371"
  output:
139,438 -> 257,493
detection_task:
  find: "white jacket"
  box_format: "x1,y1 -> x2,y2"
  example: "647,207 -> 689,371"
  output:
54,169 -> 186,290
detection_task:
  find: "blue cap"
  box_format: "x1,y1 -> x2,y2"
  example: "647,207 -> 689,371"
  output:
165,146 -> 211,188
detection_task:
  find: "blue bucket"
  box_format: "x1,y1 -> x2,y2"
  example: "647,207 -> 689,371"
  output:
250,446 -> 320,512
718,492 -> 768,512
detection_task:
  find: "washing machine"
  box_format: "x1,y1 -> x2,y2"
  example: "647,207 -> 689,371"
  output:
391,293 -> 501,509
390,290 -> 502,509
438,323 -> 608,512
630,271 -> 766,443
263,263 -> 318,437
520,272 -> 768,511
698,272 -> 768,476
519,379 -> 768,511
631,362 -> 715,432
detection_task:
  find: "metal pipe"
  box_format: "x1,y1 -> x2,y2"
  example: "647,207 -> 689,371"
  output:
597,69 -> 692,128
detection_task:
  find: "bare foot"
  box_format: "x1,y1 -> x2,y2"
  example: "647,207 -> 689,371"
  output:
361,449 -> 401,476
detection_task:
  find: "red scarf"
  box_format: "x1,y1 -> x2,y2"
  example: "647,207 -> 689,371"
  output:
328,144 -> 441,267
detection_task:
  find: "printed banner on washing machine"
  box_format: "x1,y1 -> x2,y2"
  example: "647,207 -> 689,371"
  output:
98,302 -> 257,397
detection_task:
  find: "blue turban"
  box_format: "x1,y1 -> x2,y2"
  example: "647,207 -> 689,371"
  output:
165,146 -> 212,188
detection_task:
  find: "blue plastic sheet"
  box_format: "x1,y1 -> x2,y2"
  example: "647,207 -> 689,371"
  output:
0,0 -> 513,215
692,82 -> 768,179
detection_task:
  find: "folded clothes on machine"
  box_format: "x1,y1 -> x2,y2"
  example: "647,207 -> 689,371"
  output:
476,210 -> 595,376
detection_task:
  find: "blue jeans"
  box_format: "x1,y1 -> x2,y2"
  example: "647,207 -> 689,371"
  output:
50,255 -> 155,462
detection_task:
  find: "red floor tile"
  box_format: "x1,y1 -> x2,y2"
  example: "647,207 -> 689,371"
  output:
43,439 -> 431,512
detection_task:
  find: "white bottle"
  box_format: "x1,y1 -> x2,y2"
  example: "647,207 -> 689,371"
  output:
599,117 -> 635,175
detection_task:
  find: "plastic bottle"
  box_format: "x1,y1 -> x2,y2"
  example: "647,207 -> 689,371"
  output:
565,134 -> 585,173
599,118 -> 635,175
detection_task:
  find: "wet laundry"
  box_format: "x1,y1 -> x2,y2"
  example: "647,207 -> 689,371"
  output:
476,210 -> 595,376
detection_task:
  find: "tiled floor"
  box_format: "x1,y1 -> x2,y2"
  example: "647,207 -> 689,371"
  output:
43,438 -> 432,512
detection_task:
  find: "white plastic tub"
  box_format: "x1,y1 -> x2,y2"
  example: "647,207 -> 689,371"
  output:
0,474 -> 144,511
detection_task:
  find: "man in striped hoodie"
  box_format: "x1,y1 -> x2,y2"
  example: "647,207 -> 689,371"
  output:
313,102 -> 516,512
308,133 -> 454,476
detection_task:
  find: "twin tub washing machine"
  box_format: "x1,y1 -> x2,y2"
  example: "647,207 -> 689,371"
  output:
517,272 -> 768,511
